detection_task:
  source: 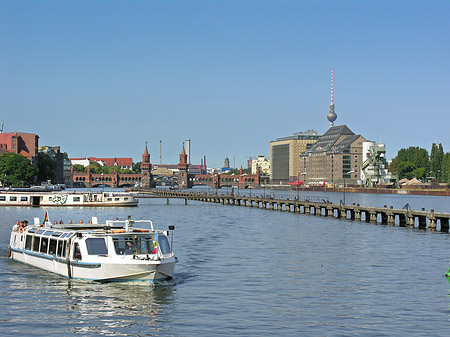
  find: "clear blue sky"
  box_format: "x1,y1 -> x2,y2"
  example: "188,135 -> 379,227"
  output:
1,0 -> 449,168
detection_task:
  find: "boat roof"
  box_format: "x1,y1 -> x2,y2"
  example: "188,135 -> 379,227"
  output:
47,220 -> 154,231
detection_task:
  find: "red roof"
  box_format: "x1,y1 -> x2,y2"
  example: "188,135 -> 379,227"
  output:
92,157 -> 132,166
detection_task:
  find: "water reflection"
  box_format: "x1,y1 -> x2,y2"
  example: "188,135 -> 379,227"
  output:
62,280 -> 175,335
2,258 -> 180,336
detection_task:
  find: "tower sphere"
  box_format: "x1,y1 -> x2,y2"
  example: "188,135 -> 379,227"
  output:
327,110 -> 337,123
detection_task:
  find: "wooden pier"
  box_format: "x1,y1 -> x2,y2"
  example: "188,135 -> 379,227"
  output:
133,190 -> 450,232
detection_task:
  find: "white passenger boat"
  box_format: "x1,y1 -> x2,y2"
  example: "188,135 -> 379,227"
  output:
0,190 -> 138,207
8,215 -> 176,282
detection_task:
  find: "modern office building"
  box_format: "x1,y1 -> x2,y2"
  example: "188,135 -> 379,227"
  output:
270,130 -> 320,184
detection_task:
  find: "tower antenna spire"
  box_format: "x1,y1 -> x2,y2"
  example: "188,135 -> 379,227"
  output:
331,68 -> 334,105
327,68 -> 337,127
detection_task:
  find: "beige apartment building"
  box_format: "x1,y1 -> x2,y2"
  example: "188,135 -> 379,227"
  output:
300,125 -> 366,186
270,130 -> 320,184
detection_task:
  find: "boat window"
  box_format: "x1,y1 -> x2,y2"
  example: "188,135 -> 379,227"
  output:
28,228 -> 36,233
159,235 -> 171,254
25,235 -> 33,250
43,231 -> 54,236
21,197 -> 28,201
66,233 -> 74,239
113,236 -> 154,255
114,198 -> 120,201
36,230 -> 46,235
9,196 -> 17,201
85,238 -> 108,255
0,196 -> 5,201
124,197 -> 129,200
60,233 -> 68,238
73,243 -> 81,260
73,197 -> 81,202
52,232 -> 62,237
40,237 -> 49,254
107,198 -> 112,201
57,240 -> 66,258
32,236 -> 40,251
49,239 -> 57,255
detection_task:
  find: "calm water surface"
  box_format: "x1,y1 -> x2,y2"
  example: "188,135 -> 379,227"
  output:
1,190 -> 450,336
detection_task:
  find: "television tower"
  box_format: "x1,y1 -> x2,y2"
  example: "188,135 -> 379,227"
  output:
327,68 -> 337,127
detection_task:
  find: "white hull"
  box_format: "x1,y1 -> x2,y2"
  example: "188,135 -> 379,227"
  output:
10,248 -> 175,282
0,191 -> 138,207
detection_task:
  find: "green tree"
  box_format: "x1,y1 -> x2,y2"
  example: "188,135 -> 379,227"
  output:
0,152 -> 37,187
222,168 -> 251,175
388,157 -> 398,173
397,161 -> 416,180
393,146 -> 430,180
397,147 -> 429,170
89,161 -> 103,174
72,164 -> 86,172
133,162 -> 141,174
441,152 -> 450,184
37,152 -> 57,183
430,143 -> 444,180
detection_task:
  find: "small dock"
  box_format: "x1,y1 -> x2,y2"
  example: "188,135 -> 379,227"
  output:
133,190 -> 450,232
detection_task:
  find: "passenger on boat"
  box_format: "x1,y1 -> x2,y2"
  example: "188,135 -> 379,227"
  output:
79,220 -> 83,224
59,220 -> 64,224
68,220 -> 73,224
125,242 -> 136,255
12,220 -> 20,232
16,220 -> 28,232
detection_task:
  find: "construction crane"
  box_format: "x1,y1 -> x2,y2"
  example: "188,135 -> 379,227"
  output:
361,143 -> 397,187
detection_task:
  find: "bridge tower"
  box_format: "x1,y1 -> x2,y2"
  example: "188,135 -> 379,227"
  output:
178,144 -> 190,189
141,142 -> 153,189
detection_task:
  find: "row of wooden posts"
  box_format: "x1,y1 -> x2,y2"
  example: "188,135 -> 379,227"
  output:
134,190 -> 450,232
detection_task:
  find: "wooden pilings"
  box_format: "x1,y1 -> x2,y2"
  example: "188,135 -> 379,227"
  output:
135,190 -> 450,232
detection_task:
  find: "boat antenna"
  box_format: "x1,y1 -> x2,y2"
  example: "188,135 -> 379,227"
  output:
169,225 -> 175,252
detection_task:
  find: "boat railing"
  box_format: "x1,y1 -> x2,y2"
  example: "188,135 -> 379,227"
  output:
105,218 -> 154,232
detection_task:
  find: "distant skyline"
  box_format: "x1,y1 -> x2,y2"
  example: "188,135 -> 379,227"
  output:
1,0 -> 449,168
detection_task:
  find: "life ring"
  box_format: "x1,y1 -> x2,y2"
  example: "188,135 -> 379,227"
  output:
110,229 -> 125,233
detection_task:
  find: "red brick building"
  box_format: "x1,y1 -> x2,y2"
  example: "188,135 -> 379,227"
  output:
0,132 -> 39,167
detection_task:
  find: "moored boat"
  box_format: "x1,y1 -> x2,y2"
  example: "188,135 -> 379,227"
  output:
0,190 -> 138,207
8,215 -> 176,282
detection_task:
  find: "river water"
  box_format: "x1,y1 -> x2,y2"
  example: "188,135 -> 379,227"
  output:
1,189 -> 450,336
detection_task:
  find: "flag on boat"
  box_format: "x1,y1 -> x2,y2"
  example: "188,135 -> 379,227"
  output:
151,233 -> 158,254
42,210 -> 49,225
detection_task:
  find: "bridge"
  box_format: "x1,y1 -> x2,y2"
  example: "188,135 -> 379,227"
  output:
73,171 -> 142,188
188,173 -> 260,189
132,190 -> 450,232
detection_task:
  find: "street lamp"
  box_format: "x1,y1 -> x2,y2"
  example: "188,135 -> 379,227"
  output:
297,171 -> 307,200
343,170 -> 355,205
